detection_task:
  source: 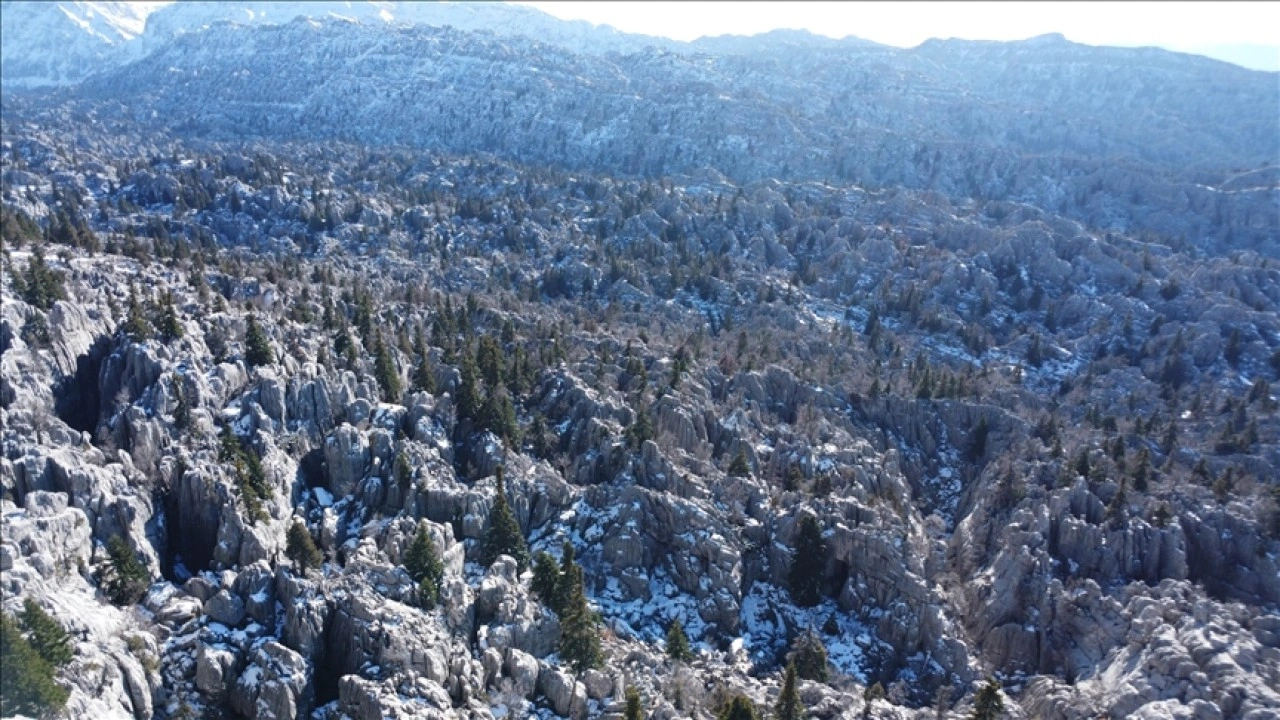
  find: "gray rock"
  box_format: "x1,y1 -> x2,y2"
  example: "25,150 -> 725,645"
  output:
204,589 -> 247,627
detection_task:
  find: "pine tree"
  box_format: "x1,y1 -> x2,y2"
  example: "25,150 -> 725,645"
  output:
553,540 -> 578,614
456,353 -> 482,426
666,618 -> 693,663
624,686 -> 644,720
19,599 -> 72,668
482,467 -> 530,571
105,535 -> 149,605
776,661 -> 804,720
717,695 -> 758,720
285,521 -> 323,573
413,345 -> 437,394
788,516 -> 826,607
373,330 -> 402,403
790,631 -> 829,683
557,562 -> 602,672
0,612 -> 68,717
20,245 -> 68,311
244,313 -> 274,368
970,678 -> 1005,720
404,522 -> 444,609
531,551 -> 562,609
728,448 -> 751,477
123,284 -> 153,342
171,373 -> 191,428
156,289 -> 183,341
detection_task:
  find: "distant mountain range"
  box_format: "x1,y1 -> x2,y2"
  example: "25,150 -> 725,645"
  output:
3,1 -> 1277,255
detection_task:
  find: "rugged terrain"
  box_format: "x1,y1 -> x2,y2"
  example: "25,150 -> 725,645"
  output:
2,4 -> 1279,720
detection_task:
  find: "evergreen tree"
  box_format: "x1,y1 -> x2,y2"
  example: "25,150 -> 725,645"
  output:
776,661 -> 804,720
482,467 -> 530,570
123,284 -> 153,342
244,313 -> 274,368
627,405 -> 653,448
156,289 -> 183,341
624,686 -> 644,720
285,521 -> 323,573
717,695 -> 758,720
20,246 -> 68,311
862,683 -> 885,719
0,612 -> 68,717
531,551 -> 562,610
552,540 -> 578,614
728,448 -> 751,477
404,522 -> 444,609
105,535 -> 149,605
373,330 -> 402,403
456,353 -> 482,426
413,344 -> 437,394
970,678 -> 1005,720
666,618 -> 693,663
788,516 -> 826,607
171,373 -> 191,429
557,562 -> 602,672
790,631 -> 829,683
19,599 -> 72,668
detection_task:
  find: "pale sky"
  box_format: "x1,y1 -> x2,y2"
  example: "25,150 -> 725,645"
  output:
516,1 -> 1280,70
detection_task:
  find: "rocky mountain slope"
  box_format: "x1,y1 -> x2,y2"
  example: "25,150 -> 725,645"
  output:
2,9 -> 1279,720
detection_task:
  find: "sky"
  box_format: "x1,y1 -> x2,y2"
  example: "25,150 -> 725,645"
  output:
515,1 -> 1280,71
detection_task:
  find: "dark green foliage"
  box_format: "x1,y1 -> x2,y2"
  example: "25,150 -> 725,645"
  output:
790,631 -> 829,683
1224,328 -> 1242,367
244,313 -> 274,368
476,335 -> 504,388
221,426 -> 271,522
717,695 -> 758,720
123,284 -> 153,342
19,599 -> 72,668
18,246 -> 68,311
776,661 -> 804,720
970,677 -> 1005,720
557,561 -> 603,672
0,612 -> 68,718
156,289 -> 183,341
728,448 -> 751,477
862,682 -> 885,718
1,206 -> 43,249
531,552 -> 562,609
666,618 -> 693,663
413,344 -> 437,394
627,405 -> 653,448
105,535 -> 149,605
456,353 -> 482,426
373,331 -> 402,403
285,522 -> 323,573
478,385 -> 520,445
482,467 -> 529,571
822,612 -> 840,636
788,516 -> 826,607
1132,448 -> 1151,492
404,522 -> 444,609
171,373 -> 190,428
624,686 -> 644,720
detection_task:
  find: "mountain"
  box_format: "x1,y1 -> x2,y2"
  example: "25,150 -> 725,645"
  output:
2,7 -> 1279,720
56,17 -> 1280,256
0,0 -> 161,88
0,0 -> 678,89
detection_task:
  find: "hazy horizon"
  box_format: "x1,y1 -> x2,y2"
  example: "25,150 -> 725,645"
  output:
516,1 -> 1280,71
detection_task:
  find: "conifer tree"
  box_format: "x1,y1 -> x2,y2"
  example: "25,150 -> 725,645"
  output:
156,289 -> 183,341
557,561 -> 603,672
970,678 -> 1005,720
373,330 -> 402,402
0,612 -> 68,717
404,522 -> 444,609
413,330 -> 437,394
456,353 -> 482,426
624,686 -> 644,720
482,467 -> 530,570
791,631 -> 829,683
19,599 -> 72,668
717,695 -> 758,720
123,284 -> 153,341
285,521 -> 323,573
776,661 -> 804,720
244,313 -> 274,368
554,540 -> 578,613
788,516 -> 826,607
105,535 -> 149,605
20,245 -> 68,311
531,551 -> 562,610
666,618 -> 693,663
728,448 -> 751,477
